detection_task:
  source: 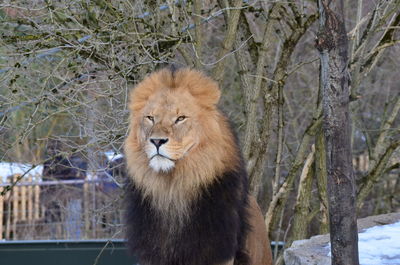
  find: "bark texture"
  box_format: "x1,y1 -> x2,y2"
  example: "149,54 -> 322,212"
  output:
316,1 -> 359,264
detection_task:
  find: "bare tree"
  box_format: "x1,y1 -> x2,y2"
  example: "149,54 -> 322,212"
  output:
316,0 -> 359,264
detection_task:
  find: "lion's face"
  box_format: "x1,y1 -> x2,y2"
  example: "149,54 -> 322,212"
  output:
125,68 -> 236,186
125,68 -> 239,215
139,89 -> 201,172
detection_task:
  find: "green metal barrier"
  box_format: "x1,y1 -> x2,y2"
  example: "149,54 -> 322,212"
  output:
0,239 -> 283,265
0,239 -> 138,265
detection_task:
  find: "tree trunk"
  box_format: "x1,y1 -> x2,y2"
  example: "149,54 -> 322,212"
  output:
286,146 -> 315,247
316,1 -> 359,265
315,129 -> 329,234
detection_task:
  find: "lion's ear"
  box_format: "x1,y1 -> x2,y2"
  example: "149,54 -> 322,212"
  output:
129,69 -> 173,113
176,69 -> 221,108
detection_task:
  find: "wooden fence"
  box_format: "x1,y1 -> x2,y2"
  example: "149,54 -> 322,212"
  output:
0,175 -> 42,240
0,175 -> 123,240
352,153 -> 369,173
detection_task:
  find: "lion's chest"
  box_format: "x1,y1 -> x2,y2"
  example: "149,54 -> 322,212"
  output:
125,170 -> 248,265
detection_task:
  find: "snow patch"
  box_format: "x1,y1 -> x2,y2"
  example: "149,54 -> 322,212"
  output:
327,221 -> 400,265
0,162 -> 43,181
104,151 -> 123,161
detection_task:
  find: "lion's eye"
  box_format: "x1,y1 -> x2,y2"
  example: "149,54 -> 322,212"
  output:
146,116 -> 154,122
175,116 -> 186,123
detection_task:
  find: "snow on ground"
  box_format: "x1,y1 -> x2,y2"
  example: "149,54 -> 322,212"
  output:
327,221 -> 400,265
104,151 -> 123,161
0,162 -> 43,181
358,221 -> 400,265
0,151 -> 123,182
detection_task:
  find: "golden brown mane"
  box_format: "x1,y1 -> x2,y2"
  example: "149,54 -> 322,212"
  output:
128,68 -> 221,113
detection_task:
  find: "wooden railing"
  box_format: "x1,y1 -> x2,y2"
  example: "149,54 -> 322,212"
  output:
0,175 -> 42,240
0,175 -> 123,240
352,153 -> 369,172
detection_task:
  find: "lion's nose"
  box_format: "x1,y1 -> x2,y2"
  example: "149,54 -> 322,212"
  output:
150,138 -> 169,149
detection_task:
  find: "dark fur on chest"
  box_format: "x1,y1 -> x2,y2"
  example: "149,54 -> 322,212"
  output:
125,166 -> 250,265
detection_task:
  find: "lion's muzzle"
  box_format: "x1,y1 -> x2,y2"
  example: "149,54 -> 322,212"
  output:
145,138 -> 175,173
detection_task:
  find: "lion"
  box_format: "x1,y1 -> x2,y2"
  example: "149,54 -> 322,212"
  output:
124,67 -> 272,265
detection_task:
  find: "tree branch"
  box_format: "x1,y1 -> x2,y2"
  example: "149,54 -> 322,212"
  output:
357,140 -> 400,209
212,0 -> 244,84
